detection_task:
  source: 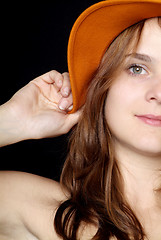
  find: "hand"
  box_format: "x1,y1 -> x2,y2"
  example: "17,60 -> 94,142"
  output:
1,70 -> 81,144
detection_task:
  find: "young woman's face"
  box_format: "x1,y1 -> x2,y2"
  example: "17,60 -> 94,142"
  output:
105,18 -> 161,157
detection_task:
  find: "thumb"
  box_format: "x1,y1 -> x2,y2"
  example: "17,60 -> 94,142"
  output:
64,108 -> 82,133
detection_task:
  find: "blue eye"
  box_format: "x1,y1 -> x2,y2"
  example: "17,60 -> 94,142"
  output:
128,65 -> 147,75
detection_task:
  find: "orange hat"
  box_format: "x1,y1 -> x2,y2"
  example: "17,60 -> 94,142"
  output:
67,0 -> 161,113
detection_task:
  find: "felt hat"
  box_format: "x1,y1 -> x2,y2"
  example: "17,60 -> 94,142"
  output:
67,0 -> 161,112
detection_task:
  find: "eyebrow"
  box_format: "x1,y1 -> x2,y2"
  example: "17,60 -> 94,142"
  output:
125,53 -> 152,62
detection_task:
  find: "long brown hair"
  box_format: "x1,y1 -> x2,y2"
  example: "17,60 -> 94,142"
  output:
54,20 -> 147,240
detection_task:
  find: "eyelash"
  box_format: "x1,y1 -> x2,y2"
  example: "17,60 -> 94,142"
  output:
127,64 -> 148,76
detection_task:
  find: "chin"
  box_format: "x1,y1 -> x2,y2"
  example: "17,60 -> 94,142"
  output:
136,145 -> 161,158
142,150 -> 161,158
126,138 -> 161,158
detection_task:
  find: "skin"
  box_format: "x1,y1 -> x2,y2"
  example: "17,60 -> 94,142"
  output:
105,18 -> 161,158
0,18 -> 160,240
105,18 -> 161,239
0,71 -> 81,146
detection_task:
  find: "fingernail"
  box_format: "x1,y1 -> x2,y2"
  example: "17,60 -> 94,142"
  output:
57,79 -> 62,87
63,87 -> 70,97
68,105 -> 73,111
59,99 -> 68,110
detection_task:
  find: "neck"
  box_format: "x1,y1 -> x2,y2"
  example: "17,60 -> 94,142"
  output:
114,143 -> 161,210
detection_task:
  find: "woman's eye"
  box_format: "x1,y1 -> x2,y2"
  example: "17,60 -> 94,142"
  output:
128,65 -> 147,75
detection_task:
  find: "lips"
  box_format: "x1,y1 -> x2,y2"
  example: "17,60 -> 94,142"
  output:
136,114 -> 161,127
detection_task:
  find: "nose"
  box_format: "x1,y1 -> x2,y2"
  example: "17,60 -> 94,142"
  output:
146,77 -> 161,104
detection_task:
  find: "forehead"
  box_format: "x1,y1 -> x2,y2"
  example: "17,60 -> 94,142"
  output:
136,18 -> 161,60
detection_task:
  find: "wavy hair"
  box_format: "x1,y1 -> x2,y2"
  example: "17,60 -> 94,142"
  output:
54,20 -> 148,240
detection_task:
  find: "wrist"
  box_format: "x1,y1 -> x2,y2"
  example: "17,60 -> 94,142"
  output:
0,101 -> 26,147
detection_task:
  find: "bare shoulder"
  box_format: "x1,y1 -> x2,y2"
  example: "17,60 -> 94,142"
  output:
0,171 -> 102,240
0,170 -> 67,205
0,171 -> 68,240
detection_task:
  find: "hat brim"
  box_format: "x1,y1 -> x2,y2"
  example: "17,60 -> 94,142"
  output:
67,0 -> 161,113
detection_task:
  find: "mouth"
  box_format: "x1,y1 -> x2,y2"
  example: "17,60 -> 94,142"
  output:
135,114 -> 161,127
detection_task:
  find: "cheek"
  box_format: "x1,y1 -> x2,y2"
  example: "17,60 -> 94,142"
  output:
104,76 -> 141,124
105,85 -> 161,156
105,89 -> 125,137
104,83 -> 136,140
105,85 -> 130,125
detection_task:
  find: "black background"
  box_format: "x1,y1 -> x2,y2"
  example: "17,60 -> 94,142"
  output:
0,1 -> 100,180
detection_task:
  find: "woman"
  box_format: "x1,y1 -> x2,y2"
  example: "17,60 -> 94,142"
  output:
0,0 -> 161,239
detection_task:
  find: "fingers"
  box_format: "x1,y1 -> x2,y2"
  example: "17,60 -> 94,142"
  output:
58,97 -> 73,112
49,71 -> 71,96
63,108 -> 83,134
35,70 -> 73,112
54,72 -> 72,112
49,70 -> 64,89
60,72 -> 71,97
58,72 -> 73,111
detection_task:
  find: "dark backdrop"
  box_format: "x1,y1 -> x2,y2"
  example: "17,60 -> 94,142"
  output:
0,1 -> 99,180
